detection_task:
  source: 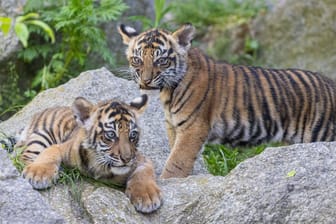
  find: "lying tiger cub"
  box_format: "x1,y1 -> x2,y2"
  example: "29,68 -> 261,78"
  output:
17,95 -> 161,213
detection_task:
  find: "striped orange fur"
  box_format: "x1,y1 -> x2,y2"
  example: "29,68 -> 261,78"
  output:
18,95 -> 161,213
119,24 -> 336,178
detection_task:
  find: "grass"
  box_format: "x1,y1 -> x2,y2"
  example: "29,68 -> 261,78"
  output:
203,142 -> 283,176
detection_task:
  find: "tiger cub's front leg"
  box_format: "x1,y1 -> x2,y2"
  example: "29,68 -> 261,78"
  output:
126,155 -> 162,213
161,122 -> 209,179
165,120 -> 176,149
22,145 -> 64,189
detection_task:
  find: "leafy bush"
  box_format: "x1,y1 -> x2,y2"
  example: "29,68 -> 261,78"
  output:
171,0 -> 265,31
170,0 -> 266,65
21,0 -> 128,90
0,0 -> 127,120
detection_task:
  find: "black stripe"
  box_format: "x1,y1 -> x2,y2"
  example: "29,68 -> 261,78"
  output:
275,69 -> 296,140
319,79 -> 334,141
259,68 -> 278,136
171,52 -> 200,110
171,90 -> 194,114
167,47 -> 174,56
177,54 -> 211,127
311,74 -> 328,141
249,66 -> 271,139
26,150 -> 40,155
220,64 -> 231,138
231,126 -> 245,146
48,110 -> 58,143
283,70 -> 304,141
269,69 -> 288,129
225,65 -> 242,140
79,144 -> 89,170
27,140 -> 48,148
171,77 -> 195,113
42,110 -> 56,145
172,162 -> 183,171
160,32 -> 168,41
291,70 -> 314,142
240,66 -> 256,140
33,131 -> 53,146
108,111 -> 119,118
57,112 -> 72,141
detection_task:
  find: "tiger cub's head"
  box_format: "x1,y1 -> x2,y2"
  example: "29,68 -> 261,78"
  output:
118,24 -> 195,90
72,95 -> 148,175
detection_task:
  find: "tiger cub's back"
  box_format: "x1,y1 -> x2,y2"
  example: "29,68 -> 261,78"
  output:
207,60 -> 336,145
18,107 -> 77,164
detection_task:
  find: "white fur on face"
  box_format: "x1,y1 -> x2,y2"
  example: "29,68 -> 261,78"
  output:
110,166 -> 132,175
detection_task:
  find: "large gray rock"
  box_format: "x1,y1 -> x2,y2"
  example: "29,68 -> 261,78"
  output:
0,150 -> 64,224
252,0 -> 336,78
1,68 -> 336,223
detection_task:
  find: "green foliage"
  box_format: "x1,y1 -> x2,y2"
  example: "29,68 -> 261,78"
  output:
171,0 -> 265,65
0,13 -> 55,48
20,0 -> 127,90
9,146 -> 26,173
58,167 -> 84,201
171,0 -> 265,31
0,17 -> 12,35
0,62 -> 27,120
15,12 -> 55,47
203,142 -> 283,176
129,0 -> 172,30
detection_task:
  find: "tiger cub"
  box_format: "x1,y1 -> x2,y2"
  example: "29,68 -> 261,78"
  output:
118,24 -> 336,179
18,95 -> 161,213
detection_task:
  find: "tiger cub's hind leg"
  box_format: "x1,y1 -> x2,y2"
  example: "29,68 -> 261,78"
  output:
22,145 -> 64,189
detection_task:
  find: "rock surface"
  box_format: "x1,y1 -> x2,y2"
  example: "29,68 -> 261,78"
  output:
1,68 -> 336,223
252,0 -> 336,78
0,150 -> 64,224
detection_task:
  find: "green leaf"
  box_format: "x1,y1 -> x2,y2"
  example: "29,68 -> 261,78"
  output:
286,170 -> 296,178
26,20 -> 55,43
0,17 -> 12,35
154,0 -> 166,27
16,13 -> 39,23
14,22 -> 29,47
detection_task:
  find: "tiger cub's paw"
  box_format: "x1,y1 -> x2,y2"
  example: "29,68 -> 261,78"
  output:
22,162 -> 59,190
126,179 -> 162,213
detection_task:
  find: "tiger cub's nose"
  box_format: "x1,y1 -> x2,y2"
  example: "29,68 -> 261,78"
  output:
143,78 -> 152,85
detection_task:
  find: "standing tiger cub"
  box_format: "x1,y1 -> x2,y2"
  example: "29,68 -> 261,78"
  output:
18,95 -> 162,213
118,24 -> 336,179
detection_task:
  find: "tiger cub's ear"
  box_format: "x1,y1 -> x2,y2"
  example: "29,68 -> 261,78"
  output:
172,23 -> 195,50
118,24 -> 139,45
72,97 -> 94,126
129,94 -> 148,116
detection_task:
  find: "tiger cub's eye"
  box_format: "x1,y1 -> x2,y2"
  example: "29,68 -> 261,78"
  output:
131,57 -> 142,66
156,57 -> 168,66
105,131 -> 116,140
129,130 -> 139,142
